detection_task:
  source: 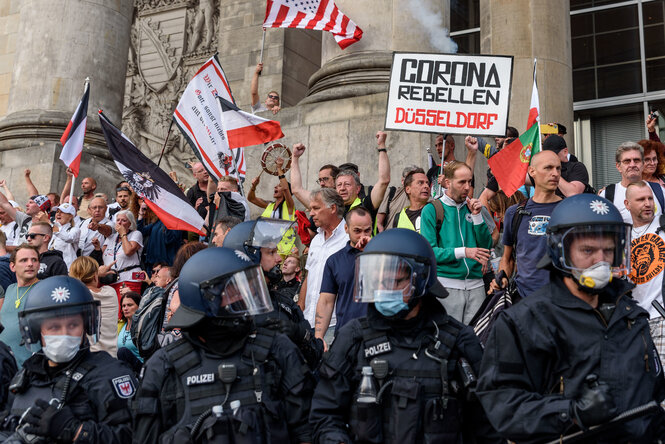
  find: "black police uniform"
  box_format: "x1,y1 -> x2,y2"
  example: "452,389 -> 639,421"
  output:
255,288 -> 323,370
477,276 -> 665,443
0,341 -> 17,412
133,327 -> 314,443
1,348 -> 136,443
310,296 -> 500,444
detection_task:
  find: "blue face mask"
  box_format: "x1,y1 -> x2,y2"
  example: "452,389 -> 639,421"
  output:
374,290 -> 409,317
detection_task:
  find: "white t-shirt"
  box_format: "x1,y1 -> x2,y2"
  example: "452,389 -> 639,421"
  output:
251,102 -> 268,114
600,182 -> 663,224
0,221 -> 17,246
49,223 -> 81,269
303,219 -> 349,328
102,231 -> 143,282
13,211 -> 32,245
79,217 -> 114,257
629,220 -> 665,319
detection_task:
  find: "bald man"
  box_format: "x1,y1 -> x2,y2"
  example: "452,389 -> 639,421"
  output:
490,150 -> 563,298
78,197 -> 113,257
60,168 -> 97,219
186,162 -> 210,219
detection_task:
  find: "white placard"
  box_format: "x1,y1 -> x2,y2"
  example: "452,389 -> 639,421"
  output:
385,52 -> 513,136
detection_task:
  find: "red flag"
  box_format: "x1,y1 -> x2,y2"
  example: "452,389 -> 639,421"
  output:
216,97 -> 284,149
263,0 -> 363,49
59,81 -> 89,177
488,123 -> 540,197
526,60 -> 540,130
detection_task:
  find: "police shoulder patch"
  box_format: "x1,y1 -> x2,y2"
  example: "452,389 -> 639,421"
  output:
112,375 -> 136,399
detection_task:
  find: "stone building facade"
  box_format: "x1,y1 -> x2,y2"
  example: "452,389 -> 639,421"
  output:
0,0 -> 574,208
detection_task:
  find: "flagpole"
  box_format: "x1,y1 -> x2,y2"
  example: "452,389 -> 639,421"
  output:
69,77 -> 89,206
259,27 -> 266,69
157,120 -> 174,168
533,58 -> 540,147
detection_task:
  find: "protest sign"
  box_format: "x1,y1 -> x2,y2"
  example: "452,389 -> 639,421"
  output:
385,52 -> 513,136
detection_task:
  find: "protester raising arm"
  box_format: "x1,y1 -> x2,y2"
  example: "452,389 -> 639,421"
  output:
250,63 -> 263,110
276,157 -> 295,217
60,168 -> 74,204
247,175 -> 270,209
0,189 -> 17,220
23,169 -> 39,197
369,131 -> 391,209
290,143 -> 312,208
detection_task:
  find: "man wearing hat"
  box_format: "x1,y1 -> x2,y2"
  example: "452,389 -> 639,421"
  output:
0,192 -> 51,246
542,135 -> 590,197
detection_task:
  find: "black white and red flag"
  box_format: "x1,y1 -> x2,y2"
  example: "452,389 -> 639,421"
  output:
59,80 -> 89,177
216,96 -> 284,149
99,111 -> 206,235
263,0 -> 363,49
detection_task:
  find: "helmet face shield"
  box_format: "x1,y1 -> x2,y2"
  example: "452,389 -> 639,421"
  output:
550,224 -> 631,276
199,265 -> 273,318
19,302 -> 101,346
251,219 -> 296,249
355,254 -> 427,304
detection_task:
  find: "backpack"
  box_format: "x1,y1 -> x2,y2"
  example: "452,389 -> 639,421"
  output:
605,182 -> 665,211
130,281 -> 174,360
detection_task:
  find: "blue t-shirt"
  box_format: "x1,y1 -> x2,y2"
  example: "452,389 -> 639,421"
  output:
502,199 -> 560,298
0,283 -> 36,367
118,322 -> 143,363
320,243 -> 367,333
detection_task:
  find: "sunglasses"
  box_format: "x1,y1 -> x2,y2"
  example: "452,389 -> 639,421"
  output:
26,233 -> 45,240
116,187 -> 131,192
268,94 -> 280,100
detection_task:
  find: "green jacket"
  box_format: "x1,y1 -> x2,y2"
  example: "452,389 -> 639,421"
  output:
421,194 -> 493,280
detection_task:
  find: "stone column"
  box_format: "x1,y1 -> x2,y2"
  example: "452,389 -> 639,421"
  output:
480,0 -> 574,149
303,0 -> 450,104
0,0 -> 133,203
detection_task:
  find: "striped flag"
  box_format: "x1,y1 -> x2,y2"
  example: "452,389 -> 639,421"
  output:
263,0 -> 363,49
216,96 -> 284,149
173,54 -> 240,180
99,112 -> 206,235
488,60 -> 541,197
59,81 -> 89,177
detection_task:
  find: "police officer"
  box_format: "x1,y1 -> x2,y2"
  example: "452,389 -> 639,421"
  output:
310,228 -> 500,443
132,246 -> 313,443
0,324 -> 17,412
477,194 -> 665,442
0,276 -> 136,443
223,218 -> 323,369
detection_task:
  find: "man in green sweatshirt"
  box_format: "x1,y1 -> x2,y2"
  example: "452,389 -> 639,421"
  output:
421,161 -> 493,324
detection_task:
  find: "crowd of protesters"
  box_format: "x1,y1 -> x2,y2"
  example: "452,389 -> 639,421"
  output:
0,71 -> 663,442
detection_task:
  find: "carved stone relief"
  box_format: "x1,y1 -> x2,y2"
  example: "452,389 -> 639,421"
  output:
122,0 -> 219,183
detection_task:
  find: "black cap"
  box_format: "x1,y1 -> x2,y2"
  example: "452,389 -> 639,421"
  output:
543,135 -> 567,154
556,123 -> 567,135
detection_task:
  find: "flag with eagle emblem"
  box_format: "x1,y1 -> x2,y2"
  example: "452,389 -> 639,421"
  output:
99,111 -> 206,235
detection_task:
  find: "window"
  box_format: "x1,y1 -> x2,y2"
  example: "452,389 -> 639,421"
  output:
451,0 -> 480,54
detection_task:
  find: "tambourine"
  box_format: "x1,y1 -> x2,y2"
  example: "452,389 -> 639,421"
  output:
260,143 -> 292,176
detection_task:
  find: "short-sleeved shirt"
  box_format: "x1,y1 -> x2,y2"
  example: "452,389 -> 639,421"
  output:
502,199 -> 560,298
13,212 -> 32,246
103,231 -> 144,282
186,185 -> 208,219
557,161 -> 589,198
78,217 -> 114,257
319,243 -> 367,332
1,221 -> 18,247
629,222 -> 665,319
303,220 -> 349,327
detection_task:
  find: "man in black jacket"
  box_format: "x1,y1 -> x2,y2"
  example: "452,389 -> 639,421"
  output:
26,222 -> 67,280
310,229 -> 500,443
477,193 -> 665,443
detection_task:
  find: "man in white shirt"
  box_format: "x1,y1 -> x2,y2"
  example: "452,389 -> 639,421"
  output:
249,63 -> 280,115
78,197 -> 113,257
625,181 -> 665,365
600,141 -> 663,224
299,188 -> 348,344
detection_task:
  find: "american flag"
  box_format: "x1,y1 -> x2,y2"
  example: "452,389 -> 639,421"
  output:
263,0 -> 363,49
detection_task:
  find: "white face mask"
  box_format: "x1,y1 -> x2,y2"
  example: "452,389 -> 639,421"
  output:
42,335 -> 81,363
572,261 -> 613,290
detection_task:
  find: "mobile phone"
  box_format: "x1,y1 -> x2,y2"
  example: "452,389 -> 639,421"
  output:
132,271 -> 146,280
649,108 -> 659,120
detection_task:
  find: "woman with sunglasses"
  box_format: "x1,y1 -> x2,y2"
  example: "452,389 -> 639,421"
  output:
101,210 -> 144,308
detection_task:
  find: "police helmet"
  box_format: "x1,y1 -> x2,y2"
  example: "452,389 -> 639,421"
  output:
18,276 -> 100,345
354,229 -> 447,316
223,218 -> 296,264
546,194 -> 630,277
169,247 -> 274,329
